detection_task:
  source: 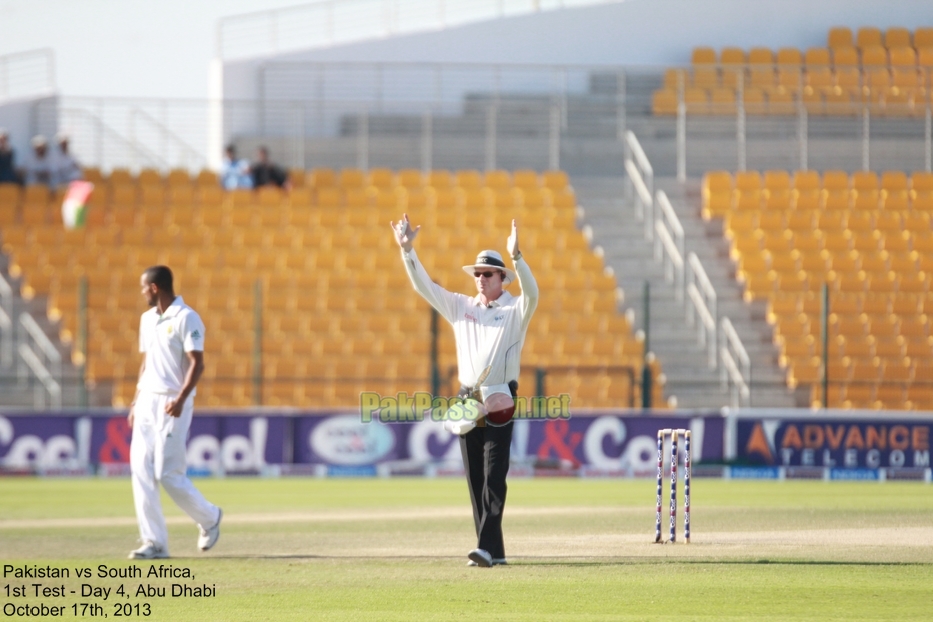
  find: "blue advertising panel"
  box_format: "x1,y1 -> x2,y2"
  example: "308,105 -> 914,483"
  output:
0,410 -> 725,474
731,413 -> 932,469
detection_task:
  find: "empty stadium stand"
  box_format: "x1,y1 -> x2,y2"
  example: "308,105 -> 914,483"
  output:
703,168 -> 933,410
0,168 -> 663,409
654,26 -> 933,116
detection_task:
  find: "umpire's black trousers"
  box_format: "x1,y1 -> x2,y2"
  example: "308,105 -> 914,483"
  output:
459,421 -> 513,559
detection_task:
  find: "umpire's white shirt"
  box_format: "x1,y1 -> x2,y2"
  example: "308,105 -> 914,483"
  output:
137,296 -> 205,396
402,249 -> 538,389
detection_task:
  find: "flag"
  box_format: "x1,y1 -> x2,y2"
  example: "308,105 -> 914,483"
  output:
62,180 -> 94,229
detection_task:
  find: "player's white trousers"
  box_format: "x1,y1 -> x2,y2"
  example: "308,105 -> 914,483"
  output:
130,391 -> 219,552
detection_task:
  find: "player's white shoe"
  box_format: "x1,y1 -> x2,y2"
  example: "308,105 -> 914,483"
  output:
467,557 -> 507,567
198,508 -> 222,551
128,541 -> 168,560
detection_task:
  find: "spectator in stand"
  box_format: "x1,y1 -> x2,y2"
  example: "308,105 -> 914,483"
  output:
0,129 -> 21,184
220,144 -> 253,190
54,133 -> 83,186
21,135 -> 56,187
250,146 -> 288,189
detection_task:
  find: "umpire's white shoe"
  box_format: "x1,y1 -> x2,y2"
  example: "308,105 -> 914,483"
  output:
467,557 -> 508,567
467,549 -> 493,568
198,508 -> 223,551
128,541 -> 168,560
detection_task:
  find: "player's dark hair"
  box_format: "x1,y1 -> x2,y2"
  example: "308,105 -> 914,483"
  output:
143,265 -> 174,294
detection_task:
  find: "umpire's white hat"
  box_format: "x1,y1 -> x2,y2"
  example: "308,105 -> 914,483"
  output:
462,250 -> 516,285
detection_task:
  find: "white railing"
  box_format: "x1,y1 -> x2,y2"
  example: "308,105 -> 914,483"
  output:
623,129 -> 653,238
24,61 -> 933,174
719,317 -> 751,408
0,48 -> 55,102
42,95 -> 577,174
217,0 -> 624,60
17,313 -> 62,410
685,252 -> 717,368
0,273 -> 14,369
664,66 -> 933,175
653,190 -> 685,300
128,107 -> 204,172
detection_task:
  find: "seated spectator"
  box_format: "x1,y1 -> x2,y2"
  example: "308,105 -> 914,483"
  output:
220,144 -> 253,190
21,135 -> 55,187
0,129 -> 19,184
54,133 -> 83,186
250,146 -> 288,189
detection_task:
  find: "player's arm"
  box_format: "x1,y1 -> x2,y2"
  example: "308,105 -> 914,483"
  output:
127,357 -> 146,429
165,351 -> 204,418
391,213 -> 459,322
507,219 -> 538,332
165,316 -> 206,418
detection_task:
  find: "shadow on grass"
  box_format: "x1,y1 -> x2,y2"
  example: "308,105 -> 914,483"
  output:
515,559 -> 933,568
195,555 -> 933,567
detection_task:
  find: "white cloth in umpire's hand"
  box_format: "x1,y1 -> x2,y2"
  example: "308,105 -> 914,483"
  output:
443,398 -> 485,435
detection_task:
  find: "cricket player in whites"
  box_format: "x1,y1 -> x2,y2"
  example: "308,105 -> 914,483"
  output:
392,215 -> 538,567
127,266 -> 222,559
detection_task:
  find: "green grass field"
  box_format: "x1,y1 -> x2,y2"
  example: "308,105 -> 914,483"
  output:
1,477 -> 932,621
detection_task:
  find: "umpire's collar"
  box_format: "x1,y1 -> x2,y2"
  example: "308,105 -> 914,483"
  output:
472,291 -> 514,308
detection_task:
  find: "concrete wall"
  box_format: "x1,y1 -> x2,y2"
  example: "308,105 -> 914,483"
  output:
223,0 -> 933,101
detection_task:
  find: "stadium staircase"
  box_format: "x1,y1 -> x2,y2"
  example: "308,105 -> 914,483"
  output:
574,175 -> 796,409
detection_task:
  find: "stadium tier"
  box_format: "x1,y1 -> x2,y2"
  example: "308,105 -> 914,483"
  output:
702,169 -> 933,410
0,168 -> 663,409
653,26 -> 933,116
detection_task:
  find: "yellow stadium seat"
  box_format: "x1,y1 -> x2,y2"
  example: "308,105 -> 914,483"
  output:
861,46 -> 888,68
885,27 -> 911,49
748,47 -> 773,66
805,47 -> 831,68
709,88 -> 736,115
455,169 -> 482,189
339,168 -> 365,188
684,87 -> 710,114
652,89 -> 677,115
856,27 -> 883,50
889,46 -> 917,67
776,47 -> 802,67
743,88 -> 767,115
748,66 -> 775,90
691,47 -> 716,65
367,167 -> 394,188
828,27 -> 854,49
833,46 -> 859,67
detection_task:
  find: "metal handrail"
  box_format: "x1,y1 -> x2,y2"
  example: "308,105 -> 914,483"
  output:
719,317 -> 751,407
624,159 -> 653,237
55,105 -> 171,171
0,273 -> 14,369
17,344 -> 62,410
129,108 -> 205,171
624,130 -> 653,184
624,130 -> 654,240
654,220 -> 683,300
654,190 -> 685,297
18,313 -> 63,409
685,252 -> 717,368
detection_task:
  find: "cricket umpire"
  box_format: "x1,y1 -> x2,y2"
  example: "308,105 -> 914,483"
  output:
391,214 -> 538,567
126,266 -> 222,559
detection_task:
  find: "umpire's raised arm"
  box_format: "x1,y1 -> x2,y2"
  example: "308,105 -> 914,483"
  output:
506,219 -> 538,333
391,213 -> 460,323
